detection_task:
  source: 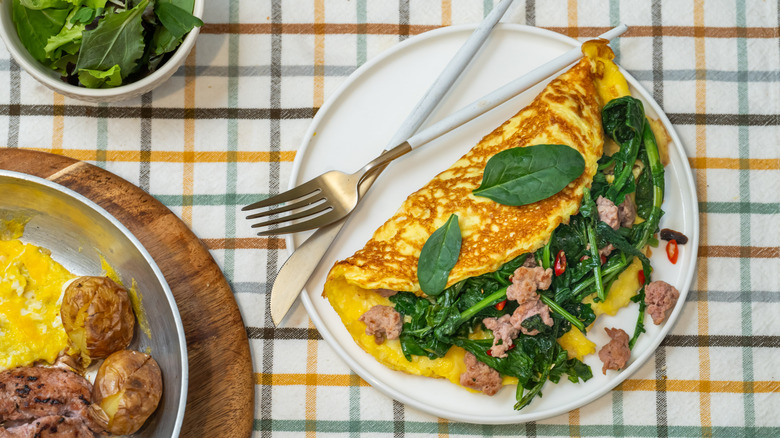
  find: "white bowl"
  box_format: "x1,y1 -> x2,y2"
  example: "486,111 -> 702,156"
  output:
0,0 -> 204,103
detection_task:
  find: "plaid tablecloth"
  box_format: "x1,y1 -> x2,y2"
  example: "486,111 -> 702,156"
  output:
2,0 -> 779,436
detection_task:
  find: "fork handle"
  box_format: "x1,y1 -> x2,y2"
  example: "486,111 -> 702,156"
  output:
356,141 -> 413,186
405,24 -> 628,150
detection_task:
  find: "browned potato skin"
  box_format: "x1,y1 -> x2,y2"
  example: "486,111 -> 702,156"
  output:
93,350 -> 164,435
61,276 -> 135,363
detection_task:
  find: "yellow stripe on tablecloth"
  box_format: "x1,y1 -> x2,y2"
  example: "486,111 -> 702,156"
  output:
182,48 -> 197,226
441,0 -> 451,26
693,0 -> 712,431
22,148 -> 296,163
254,373 -> 780,394
689,157 -> 780,170
619,379 -> 780,393
52,94 -> 65,156
255,373 -> 370,386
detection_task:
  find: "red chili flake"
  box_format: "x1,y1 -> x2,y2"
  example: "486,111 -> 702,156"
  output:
495,300 -> 507,311
638,270 -> 646,285
554,250 -> 567,276
666,239 -> 679,264
600,254 -> 607,265
486,344 -> 515,357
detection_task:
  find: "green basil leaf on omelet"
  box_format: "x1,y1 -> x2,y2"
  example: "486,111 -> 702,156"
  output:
417,214 -> 461,297
474,144 -> 586,207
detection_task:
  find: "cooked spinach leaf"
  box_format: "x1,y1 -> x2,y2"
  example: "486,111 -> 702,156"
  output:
417,214 -> 462,296
602,96 -> 645,202
473,144 -> 585,206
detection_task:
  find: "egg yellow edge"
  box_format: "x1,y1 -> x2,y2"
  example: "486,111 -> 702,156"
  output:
0,239 -> 75,371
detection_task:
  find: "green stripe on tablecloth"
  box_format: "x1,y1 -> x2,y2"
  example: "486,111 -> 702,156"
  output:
151,196 -> 780,214
224,0 -> 240,288
95,104 -> 108,167
357,0 -> 367,66
610,0 -> 621,62
253,420 -> 780,436
736,0 -> 756,428
352,2 -> 368,432
700,202 -> 780,214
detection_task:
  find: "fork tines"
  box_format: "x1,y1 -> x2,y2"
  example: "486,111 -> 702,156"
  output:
242,185 -> 335,236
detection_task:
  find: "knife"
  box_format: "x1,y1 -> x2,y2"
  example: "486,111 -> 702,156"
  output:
270,0 -> 517,326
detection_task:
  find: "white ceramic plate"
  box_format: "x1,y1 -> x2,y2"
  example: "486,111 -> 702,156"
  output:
287,24 -> 698,424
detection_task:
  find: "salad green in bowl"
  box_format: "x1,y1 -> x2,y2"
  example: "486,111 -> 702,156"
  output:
0,0 -> 204,102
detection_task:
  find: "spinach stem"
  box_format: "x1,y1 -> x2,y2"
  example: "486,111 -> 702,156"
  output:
456,287 -> 508,325
629,286 -> 647,349
539,294 -> 585,333
454,286 -> 585,334
586,224 -> 606,301
572,257 -> 630,301
635,121 -> 665,250
541,231 -> 554,269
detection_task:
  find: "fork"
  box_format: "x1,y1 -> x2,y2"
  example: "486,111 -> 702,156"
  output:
244,24 -> 629,236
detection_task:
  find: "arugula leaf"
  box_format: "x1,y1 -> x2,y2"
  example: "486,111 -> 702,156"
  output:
151,0 -> 199,55
155,2 -> 203,39
12,0 -> 71,62
44,23 -> 84,60
81,0 -> 107,8
69,7 -> 96,24
20,0 -> 70,9
48,53 -> 78,74
78,64 -> 122,88
75,0 -> 149,80
417,214 -> 461,296
473,144 -> 586,206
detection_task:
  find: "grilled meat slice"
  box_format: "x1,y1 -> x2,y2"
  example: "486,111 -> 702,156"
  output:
0,367 -> 100,435
0,415 -> 93,438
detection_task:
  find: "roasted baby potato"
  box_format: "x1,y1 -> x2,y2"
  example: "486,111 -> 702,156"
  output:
61,276 -> 135,364
92,350 -> 164,435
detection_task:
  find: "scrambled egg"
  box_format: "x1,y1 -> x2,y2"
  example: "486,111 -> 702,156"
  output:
0,239 -> 75,371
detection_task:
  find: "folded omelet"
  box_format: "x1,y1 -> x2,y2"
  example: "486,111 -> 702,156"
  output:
324,41 -> 629,387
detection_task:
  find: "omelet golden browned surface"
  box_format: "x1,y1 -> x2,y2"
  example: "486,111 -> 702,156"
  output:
327,57 -> 604,295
